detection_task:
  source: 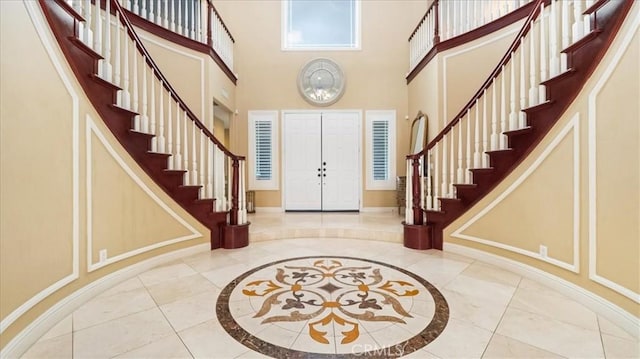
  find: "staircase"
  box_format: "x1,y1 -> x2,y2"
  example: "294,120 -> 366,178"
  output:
404,0 -> 633,250
39,0 -> 249,249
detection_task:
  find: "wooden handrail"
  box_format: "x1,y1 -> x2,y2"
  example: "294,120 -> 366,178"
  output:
408,0 -> 438,41
110,0 -> 242,161
206,0 -> 235,43
407,0 -> 546,160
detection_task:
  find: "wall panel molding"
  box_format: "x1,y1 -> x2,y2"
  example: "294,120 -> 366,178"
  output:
86,117 -> 202,272
451,114 -> 581,273
0,0 -> 80,335
588,12 -> 640,304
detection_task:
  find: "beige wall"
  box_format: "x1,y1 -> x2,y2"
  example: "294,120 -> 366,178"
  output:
214,0 -> 426,208
444,11 -> 640,316
0,2 -> 209,348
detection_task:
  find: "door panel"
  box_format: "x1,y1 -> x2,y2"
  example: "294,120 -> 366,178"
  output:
284,112 -> 359,211
284,113 -> 322,210
322,113 -> 360,210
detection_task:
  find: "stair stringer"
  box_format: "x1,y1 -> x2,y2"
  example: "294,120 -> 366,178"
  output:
39,0 -> 230,249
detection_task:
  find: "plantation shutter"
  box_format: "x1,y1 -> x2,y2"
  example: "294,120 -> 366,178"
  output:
254,120 -> 272,180
372,120 -> 389,181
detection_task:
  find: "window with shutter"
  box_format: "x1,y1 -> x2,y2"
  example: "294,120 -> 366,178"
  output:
249,111 -> 279,190
366,110 -> 396,190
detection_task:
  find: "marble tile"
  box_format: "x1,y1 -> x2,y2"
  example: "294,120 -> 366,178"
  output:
159,288 -> 219,331
334,331 -> 381,355
482,334 -> 563,358
424,318 -> 493,359
406,256 -> 472,287
39,314 -> 72,341
509,284 -> 599,331
440,288 -> 508,332
496,307 -> 604,358
73,308 -> 174,358
598,315 -> 638,341
96,277 -> 144,298
138,263 -> 198,286
367,323 -> 414,349
22,333 -> 72,359
234,350 -> 272,358
113,333 -> 192,358
73,287 -> 157,331
401,348 -> 442,358
460,262 -> 522,287
178,319 -> 248,359
201,263 -> 250,288
252,323 -> 301,350
145,273 -> 216,305
289,328 -> 336,354
601,334 -> 640,359
181,250 -> 242,273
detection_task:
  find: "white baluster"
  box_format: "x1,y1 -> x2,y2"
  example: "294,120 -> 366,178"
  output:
196,0 -> 203,42
426,150 -> 433,209
519,41 -> 527,128
103,0 -> 112,81
190,0 -> 196,39
452,0 -> 458,38
434,144 -> 440,210
122,31 -> 131,109
405,159 -> 412,224
124,0 -> 131,10
549,0 -> 560,77
183,114 -> 190,185
584,0 -> 594,34
441,134 -> 448,198
166,99 -> 173,169
445,0 -> 451,39
500,68 -> 508,149
561,0 -> 570,71
491,81 -> 499,151
457,121 -> 464,184
539,3 -> 548,102
420,156 -> 425,217
157,86 -> 165,152
449,127 -> 455,195
465,110 -> 472,183
141,61 -> 149,133
132,0 -> 138,14
94,0 -> 103,62
83,0 -> 93,46
140,0 -> 147,18
529,23 -> 539,107
465,0 -> 471,32
174,106 -> 182,169
132,42 -> 139,130
191,123 -> 198,185
177,0 -> 183,35
509,58 -> 518,130
199,130 -> 206,196
148,0 -> 154,21
473,0 -> 479,29
150,74 -> 157,152
482,92 -> 489,167
473,103 -> 482,168
114,11 -> 121,90
227,159 -> 232,211
155,0 -> 162,24
170,0 -> 176,31
207,141 -> 213,198
162,0 -> 169,28
572,0 -> 584,42
240,160 -> 247,223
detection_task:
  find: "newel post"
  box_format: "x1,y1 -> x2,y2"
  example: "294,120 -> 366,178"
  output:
230,157 -> 239,225
411,157 -> 423,225
433,0 -> 441,45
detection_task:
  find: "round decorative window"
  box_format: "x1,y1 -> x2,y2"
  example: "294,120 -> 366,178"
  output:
297,58 -> 346,107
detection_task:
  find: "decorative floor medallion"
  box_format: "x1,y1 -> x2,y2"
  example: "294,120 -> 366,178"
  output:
217,256 -> 449,358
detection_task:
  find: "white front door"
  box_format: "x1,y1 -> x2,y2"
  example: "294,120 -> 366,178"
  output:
284,111 -> 360,211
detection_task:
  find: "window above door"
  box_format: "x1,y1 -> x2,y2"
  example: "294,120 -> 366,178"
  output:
282,0 -> 361,51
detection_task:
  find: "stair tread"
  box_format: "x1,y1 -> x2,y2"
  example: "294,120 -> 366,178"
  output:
469,167 -> 495,172
542,68 -> 577,86
504,127 -> 533,137
164,169 -> 187,175
90,74 -> 121,90
522,100 -> 554,113
69,36 -> 102,59
194,198 -> 216,204
486,148 -> 514,154
111,104 -> 139,116
562,29 -> 602,54
584,0 -> 609,14
454,184 -> 477,189
57,1 -> 85,21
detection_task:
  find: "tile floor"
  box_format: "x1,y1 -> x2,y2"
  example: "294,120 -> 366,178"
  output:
21,212 -> 640,358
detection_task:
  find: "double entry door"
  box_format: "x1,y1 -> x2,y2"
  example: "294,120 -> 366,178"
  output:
284,112 -> 360,211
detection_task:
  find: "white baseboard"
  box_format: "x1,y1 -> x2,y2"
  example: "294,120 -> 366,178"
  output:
0,243 -> 209,358
252,207 -> 284,213
360,207 -> 398,213
444,243 -> 640,339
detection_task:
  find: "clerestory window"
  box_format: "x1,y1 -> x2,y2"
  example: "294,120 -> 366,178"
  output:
282,0 -> 361,50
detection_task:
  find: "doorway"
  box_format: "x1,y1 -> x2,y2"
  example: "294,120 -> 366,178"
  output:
283,111 -> 360,211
